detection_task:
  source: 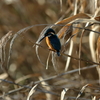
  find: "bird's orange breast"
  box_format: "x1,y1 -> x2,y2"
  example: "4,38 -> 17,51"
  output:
46,37 -> 56,52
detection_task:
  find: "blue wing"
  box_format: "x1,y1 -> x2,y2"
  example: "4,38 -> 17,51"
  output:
49,35 -> 61,52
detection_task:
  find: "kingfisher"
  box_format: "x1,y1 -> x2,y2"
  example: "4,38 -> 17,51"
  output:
39,28 -> 61,56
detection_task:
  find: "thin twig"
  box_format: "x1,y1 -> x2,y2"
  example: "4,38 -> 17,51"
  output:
62,53 -> 100,65
0,64 -> 97,98
34,64 -> 96,84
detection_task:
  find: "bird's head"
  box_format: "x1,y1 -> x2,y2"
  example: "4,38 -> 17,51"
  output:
39,28 -> 55,42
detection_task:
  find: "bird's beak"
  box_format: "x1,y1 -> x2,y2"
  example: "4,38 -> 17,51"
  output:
39,36 -> 46,42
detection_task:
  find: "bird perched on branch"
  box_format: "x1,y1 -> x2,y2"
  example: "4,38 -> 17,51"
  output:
39,28 -> 61,56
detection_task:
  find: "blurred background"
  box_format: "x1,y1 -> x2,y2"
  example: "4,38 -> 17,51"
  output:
0,0 -> 100,100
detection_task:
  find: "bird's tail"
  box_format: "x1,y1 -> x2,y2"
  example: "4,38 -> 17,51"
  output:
57,51 -> 60,56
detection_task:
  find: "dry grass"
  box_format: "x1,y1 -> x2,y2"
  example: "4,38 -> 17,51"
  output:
0,0 -> 100,100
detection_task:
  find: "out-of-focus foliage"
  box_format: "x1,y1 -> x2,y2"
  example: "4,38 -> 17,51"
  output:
0,0 -> 100,100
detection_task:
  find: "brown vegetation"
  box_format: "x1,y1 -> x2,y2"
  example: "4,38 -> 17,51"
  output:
0,0 -> 100,100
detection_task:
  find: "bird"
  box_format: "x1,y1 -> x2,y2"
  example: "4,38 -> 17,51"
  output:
39,28 -> 61,56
